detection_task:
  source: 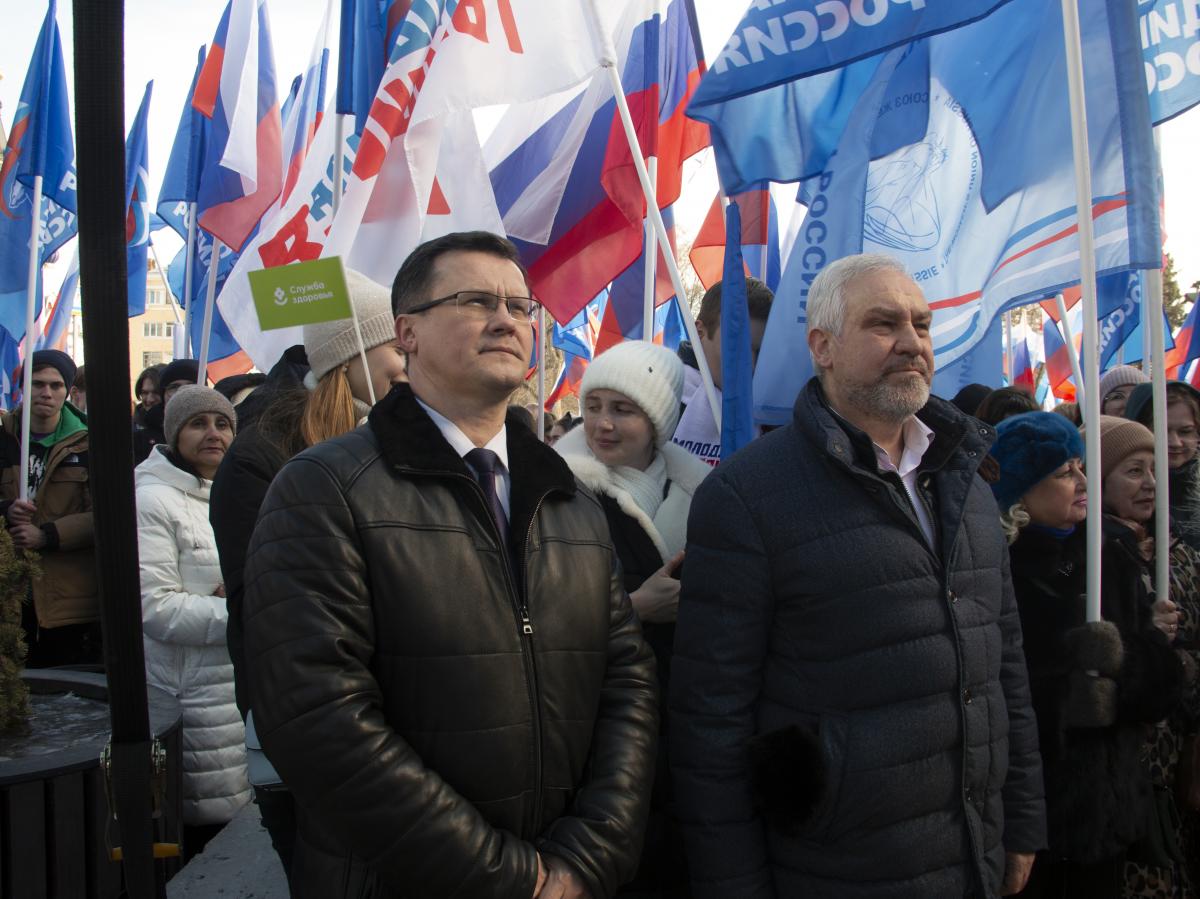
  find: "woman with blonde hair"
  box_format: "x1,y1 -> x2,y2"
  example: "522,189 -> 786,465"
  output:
990,412 -> 1184,897
208,269 -> 406,879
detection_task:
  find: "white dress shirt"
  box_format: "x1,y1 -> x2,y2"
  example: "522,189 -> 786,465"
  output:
871,415 -> 937,547
415,397 -> 512,518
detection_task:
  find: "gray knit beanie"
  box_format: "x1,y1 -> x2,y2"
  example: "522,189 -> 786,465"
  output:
303,269 -> 395,380
1097,365 -> 1148,403
164,385 -> 237,448
581,340 -> 685,447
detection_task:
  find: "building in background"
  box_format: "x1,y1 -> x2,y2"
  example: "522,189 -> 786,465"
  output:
126,257 -> 180,396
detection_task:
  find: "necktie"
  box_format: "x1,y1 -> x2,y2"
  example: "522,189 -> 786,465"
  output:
466,448 -> 509,549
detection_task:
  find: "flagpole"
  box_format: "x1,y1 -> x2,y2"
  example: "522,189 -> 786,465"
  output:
18,175 -> 45,502
537,305 -> 546,439
1054,293 -> 1086,407
1143,271 -> 1153,375
1060,0 -> 1103,623
1148,129 -> 1169,615
345,262 -> 377,407
643,157 -> 657,341
585,0 -> 721,430
196,238 -> 222,385
333,114 -> 345,214
1147,264 -> 1170,618
1003,312 -> 1013,386
183,201 -> 198,357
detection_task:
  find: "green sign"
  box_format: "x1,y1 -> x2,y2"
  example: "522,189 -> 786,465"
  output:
249,257 -> 354,330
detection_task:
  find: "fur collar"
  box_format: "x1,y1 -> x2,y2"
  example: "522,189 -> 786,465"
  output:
555,426 -> 709,558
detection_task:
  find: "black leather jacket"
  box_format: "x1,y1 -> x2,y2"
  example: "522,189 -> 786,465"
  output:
243,385 -> 659,898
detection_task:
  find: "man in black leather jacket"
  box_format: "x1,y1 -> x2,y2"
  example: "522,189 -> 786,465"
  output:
243,232 -> 658,899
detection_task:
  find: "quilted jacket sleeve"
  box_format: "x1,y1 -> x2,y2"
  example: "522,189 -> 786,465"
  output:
995,543 -> 1048,853
137,485 -> 228,648
243,454 -> 540,898
536,554 -> 659,899
669,472 -> 776,899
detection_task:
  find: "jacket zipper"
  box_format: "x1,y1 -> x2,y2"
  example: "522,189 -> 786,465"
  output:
522,495 -> 547,835
457,470 -> 547,836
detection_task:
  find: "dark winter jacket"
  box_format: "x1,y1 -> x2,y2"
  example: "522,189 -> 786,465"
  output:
1009,525 -> 1181,865
232,344 -> 309,433
209,420 -> 290,719
243,384 -> 659,899
132,401 -> 163,466
210,344 -> 310,719
670,377 -> 1046,899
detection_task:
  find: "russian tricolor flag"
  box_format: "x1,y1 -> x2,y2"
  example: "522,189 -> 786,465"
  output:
279,2 -> 331,206
689,189 -> 781,294
1012,334 -> 1035,391
1043,318 -> 1076,401
490,0 -> 708,324
547,293 -> 606,408
192,0 -> 283,253
1167,298 -> 1200,379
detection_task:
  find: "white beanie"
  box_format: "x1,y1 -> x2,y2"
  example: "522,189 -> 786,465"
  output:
581,341 -> 684,447
303,269 -> 395,380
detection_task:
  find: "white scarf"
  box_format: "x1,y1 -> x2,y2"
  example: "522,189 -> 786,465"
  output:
607,451 -> 668,522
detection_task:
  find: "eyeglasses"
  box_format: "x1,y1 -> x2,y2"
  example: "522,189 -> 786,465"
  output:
406,291 -> 539,323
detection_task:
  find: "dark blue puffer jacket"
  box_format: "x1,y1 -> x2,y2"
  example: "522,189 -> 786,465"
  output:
670,378 -> 1046,898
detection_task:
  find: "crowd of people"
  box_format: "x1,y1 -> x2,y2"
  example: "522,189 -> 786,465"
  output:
3,232 -> 1199,898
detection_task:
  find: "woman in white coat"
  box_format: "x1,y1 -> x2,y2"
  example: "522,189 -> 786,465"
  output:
135,385 -> 249,859
554,339 -> 711,897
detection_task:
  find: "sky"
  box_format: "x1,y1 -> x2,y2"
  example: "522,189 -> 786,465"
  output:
1,1 -> 1198,300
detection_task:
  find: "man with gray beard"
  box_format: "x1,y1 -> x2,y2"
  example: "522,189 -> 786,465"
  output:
669,254 -> 1045,898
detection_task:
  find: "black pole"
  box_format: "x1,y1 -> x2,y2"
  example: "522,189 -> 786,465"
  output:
70,2 -> 157,896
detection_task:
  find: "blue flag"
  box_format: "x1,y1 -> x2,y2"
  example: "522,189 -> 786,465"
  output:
157,47 -> 208,240
125,82 -> 154,317
0,0 -> 77,344
1141,0 -> 1200,124
749,0 -> 1159,424
337,0 -> 404,134
11,0 -> 75,210
720,201 -> 755,461
691,0 -> 1013,106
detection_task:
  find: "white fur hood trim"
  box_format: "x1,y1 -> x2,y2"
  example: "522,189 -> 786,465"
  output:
555,427 -> 710,560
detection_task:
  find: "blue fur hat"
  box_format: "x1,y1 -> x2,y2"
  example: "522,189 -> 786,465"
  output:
990,412 -> 1085,510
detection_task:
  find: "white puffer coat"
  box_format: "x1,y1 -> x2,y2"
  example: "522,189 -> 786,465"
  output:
135,447 -> 250,826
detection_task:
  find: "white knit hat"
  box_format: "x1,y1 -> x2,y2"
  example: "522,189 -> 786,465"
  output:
581,341 -> 684,447
303,270 -> 395,380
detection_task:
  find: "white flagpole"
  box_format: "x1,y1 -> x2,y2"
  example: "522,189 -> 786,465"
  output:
1060,0 -> 1103,623
182,201 -> 198,357
537,305 -> 547,439
1148,128 -> 1169,613
585,0 -> 721,430
1003,313 -> 1014,384
18,175 -> 45,502
643,157 -> 657,341
1147,265 -> 1170,613
333,114 -> 345,215
1143,272 -> 1153,375
1054,293 -> 1086,407
345,265 -> 377,409
196,238 -> 223,386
